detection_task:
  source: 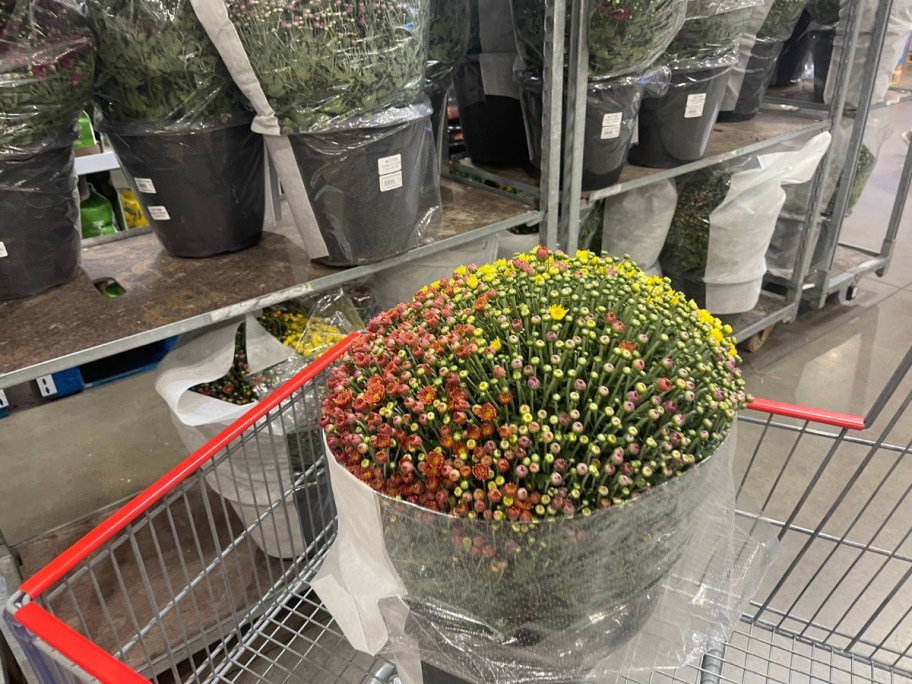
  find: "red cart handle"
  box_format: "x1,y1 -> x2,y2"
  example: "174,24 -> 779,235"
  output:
745,397 -> 865,431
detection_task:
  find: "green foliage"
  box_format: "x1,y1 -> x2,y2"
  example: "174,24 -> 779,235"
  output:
806,0 -> 838,25
662,5 -> 754,69
427,0 -> 469,80
757,0 -> 807,42
661,170 -> 732,275
0,0 -> 95,149
227,0 -> 428,133
87,0 -> 243,125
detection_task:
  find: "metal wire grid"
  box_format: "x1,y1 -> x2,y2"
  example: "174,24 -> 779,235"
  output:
5,350 -> 912,683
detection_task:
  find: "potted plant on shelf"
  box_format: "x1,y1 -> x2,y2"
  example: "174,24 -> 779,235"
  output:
0,0 -> 94,300
629,2 -> 755,168
86,0 -> 265,258
192,0 -> 439,266
313,248 -> 773,682
806,0 -> 838,101
426,0 -> 470,164
718,0 -> 809,122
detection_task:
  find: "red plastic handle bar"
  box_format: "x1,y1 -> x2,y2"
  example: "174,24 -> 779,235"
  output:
20,332 -> 359,600
13,602 -> 148,684
745,397 -> 865,431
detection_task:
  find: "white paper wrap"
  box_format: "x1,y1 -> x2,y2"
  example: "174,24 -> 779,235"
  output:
601,179 -> 678,274
312,427 -> 778,684
154,315 -> 308,558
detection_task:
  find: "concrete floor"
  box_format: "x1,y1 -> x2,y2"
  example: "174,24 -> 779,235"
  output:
0,104 -> 909,683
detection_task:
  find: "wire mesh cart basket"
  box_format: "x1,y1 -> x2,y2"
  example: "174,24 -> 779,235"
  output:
4,334 -> 912,684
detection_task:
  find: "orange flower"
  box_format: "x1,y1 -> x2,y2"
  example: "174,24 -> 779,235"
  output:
418,385 -> 436,403
618,340 -> 635,353
472,403 -> 497,422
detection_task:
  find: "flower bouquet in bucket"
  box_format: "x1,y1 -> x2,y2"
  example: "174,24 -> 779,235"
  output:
314,249 -> 774,683
0,0 -> 94,300
86,0 -> 265,258
192,0 -> 441,265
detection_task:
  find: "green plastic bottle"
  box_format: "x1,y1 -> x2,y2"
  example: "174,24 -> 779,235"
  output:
80,185 -> 118,238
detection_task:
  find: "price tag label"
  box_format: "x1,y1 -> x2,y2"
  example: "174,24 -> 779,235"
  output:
0,241 -> 7,258
600,112 -> 623,140
134,177 -> 157,194
684,93 -> 707,119
378,154 -> 402,175
379,171 -> 404,192
148,206 -> 171,221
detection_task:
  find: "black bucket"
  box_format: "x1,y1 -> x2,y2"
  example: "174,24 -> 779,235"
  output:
718,41 -> 785,122
770,9 -> 812,87
108,122 -> 265,258
520,75 -> 643,191
629,66 -> 731,169
452,57 -> 529,166
288,115 -> 437,267
0,143 -> 81,300
426,73 -> 451,173
810,28 -> 835,103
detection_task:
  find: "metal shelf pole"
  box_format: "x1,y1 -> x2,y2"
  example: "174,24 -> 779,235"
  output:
540,0 -> 568,250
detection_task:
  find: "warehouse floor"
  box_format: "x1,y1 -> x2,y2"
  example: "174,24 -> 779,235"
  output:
0,102 -> 910,682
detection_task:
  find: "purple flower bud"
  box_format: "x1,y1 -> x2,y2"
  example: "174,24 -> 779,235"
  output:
515,464 -> 529,478
611,448 -> 624,465
673,414 -> 686,426
511,359 -> 523,370
598,385 -> 609,396
618,475 -> 631,487
574,379 -> 586,391
572,421 -> 584,433
550,442 -> 561,454
627,391 -> 639,403
550,354 -> 561,364
648,409 -> 660,421
623,401 -> 635,412
555,458 -> 568,472
527,377 -> 541,389
559,413 -> 571,427
576,463 -> 588,476
546,331 -> 558,342
551,472 -> 563,486
663,401 -> 677,412
603,463 -> 616,476
628,443 -> 640,455
633,359 -> 645,371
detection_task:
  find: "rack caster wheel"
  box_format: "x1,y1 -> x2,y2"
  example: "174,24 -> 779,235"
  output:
839,284 -> 860,304
741,325 -> 775,353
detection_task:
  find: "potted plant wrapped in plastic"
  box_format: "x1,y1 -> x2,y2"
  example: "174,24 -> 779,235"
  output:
426,0 -> 470,162
86,0 -> 265,258
313,248 -> 775,683
0,0 -> 94,300
191,0 -> 441,266
806,0 -> 838,101
630,0 -> 758,167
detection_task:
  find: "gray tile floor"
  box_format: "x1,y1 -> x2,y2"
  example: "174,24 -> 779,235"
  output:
0,103 -> 910,683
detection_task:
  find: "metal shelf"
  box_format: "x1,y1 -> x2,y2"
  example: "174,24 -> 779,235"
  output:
74,150 -> 120,176
764,69 -> 912,113
585,111 -> 830,203
0,180 -> 539,388
722,292 -> 798,343
811,243 -> 891,298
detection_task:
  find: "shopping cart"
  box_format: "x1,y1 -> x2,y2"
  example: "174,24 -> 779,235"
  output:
3,333 -> 912,684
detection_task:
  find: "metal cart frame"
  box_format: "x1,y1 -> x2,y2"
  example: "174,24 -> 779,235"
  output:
4,336 -> 912,683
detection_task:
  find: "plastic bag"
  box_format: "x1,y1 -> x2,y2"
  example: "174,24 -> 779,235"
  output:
313,428 -> 777,684
496,228 -> 539,260
823,0 -> 912,108
511,0 -> 688,80
719,0 -> 775,112
370,236 -> 499,310
85,0 -> 247,131
0,133 -> 81,300
600,179 -> 678,274
757,0 -> 809,42
0,0 -> 95,154
427,0 -> 470,82
662,4 -> 757,70
806,0 -> 837,25
686,0 -> 763,18
661,131 -> 830,314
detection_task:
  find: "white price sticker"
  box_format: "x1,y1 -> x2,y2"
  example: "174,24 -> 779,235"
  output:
379,171 -> 404,192
600,112 -> 623,140
378,154 -> 402,175
148,205 -> 171,221
0,241 -> 7,258
134,177 -> 157,194
684,93 -> 707,119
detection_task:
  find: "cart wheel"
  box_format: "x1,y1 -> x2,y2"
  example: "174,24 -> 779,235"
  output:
840,283 -> 860,303
741,325 -> 775,353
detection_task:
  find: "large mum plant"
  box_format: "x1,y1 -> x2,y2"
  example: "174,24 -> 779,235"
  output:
226,0 -> 428,132
0,0 -> 95,149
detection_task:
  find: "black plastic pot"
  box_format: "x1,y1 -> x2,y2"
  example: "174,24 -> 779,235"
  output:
0,143 -> 81,300
718,41 -> 785,122
288,116 -> 436,266
770,9 -> 812,87
426,73 -> 451,174
520,76 -> 643,191
629,66 -> 731,169
810,28 -> 835,103
452,57 -> 529,166
108,122 -> 265,258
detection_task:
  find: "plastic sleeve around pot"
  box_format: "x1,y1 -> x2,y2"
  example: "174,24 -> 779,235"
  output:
86,0 -> 247,131
312,432 -> 777,683
685,0 -> 763,18
511,0 -> 688,80
600,179 -> 678,273
805,0 -> 838,25
426,0 -> 470,81
0,132 -> 81,300
756,0 -> 809,43
0,0 -> 95,154
215,0 -> 429,134
661,5 -> 756,70
286,108 -> 442,267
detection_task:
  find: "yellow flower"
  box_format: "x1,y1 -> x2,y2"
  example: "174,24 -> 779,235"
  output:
698,309 -> 715,326
454,265 -> 467,276
729,343 -> 738,357
576,250 -> 592,264
710,328 -> 725,345
491,338 -> 502,352
430,280 -> 441,290
534,274 -> 546,285
467,274 -> 479,289
549,304 -> 568,321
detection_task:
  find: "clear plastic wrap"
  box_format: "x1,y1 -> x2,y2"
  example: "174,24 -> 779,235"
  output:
660,132 -> 830,313
686,0 -> 763,18
718,0 -> 775,117
107,116 -> 265,257
0,0 -> 95,153
511,0 -> 688,80
314,430 -> 776,683
661,5 -> 756,70
629,66 -> 732,168
518,67 -> 671,191
600,179 -> 678,274
86,0 -> 246,131
427,0 -> 470,82
805,0 -> 837,25
0,133 -> 81,300
757,0 -> 808,42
